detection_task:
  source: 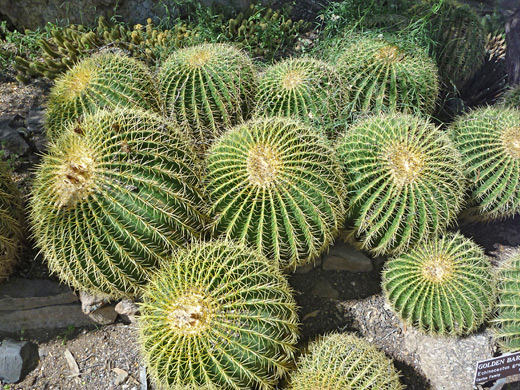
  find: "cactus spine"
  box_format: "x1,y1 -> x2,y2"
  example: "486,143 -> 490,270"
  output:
30,108 -> 206,298
205,116 -> 345,270
383,232 -> 495,336
138,240 -> 299,390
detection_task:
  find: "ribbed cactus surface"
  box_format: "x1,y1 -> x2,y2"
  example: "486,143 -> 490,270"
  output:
205,116 -> 345,270
159,43 -> 257,150
138,240 -> 299,390
44,52 -> 163,140
30,108 -> 206,298
288,332 -> 403,389
255,57 -> 346,136
449,106 -> 520,221
335,33 -> 439,118
0,161 -> 24,281
383,232 -> 495,336
336,113 -> 466,256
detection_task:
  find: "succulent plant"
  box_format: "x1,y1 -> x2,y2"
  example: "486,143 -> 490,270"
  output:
334,32 -> 439,119
29,108 -> 207,298
0,161 -> 24,282
159,43 -> 257,151
492,249 -> 520,352
205,116 -> 345,270
449,106 -> 520,221
383,232 -> 495,336
336,113 -> 466,256
44,52 -> 163,140
287,332 -> 403,389
501,85 -> 520,109
254,56 -> 347,137
137,240 -> 300,390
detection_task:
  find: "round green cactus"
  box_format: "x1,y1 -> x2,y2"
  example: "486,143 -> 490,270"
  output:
287,332 -> 403,389
334,33 -> 439,118
383,232 -> 495,336
501,85 -> 520,109
159,43 -> 257,151
29,108 -> 206,298
205,116 -> 346,270
254,57 -> 347,137
492,250 -> 520,352
0,161 -> 24,281
336,113 -> 466,256
137,240 -> 300,390
449,106 -> 520,221
44,52 -> 163,140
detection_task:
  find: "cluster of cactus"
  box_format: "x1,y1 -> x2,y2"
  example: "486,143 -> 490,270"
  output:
383,232 -> 495,336
159,43 -> 257,151
138,240 -> 299,390
255,57 -> 347,136
29,108 -> 207,298
205,116 -> 345,270
0,161 -> 24,281
334,33 -> 439,119
287,332 -> 404,389
13,16 -> 196,82
44,52 -> 163,140
449,106 -> 520,221
336,113 -> 466,256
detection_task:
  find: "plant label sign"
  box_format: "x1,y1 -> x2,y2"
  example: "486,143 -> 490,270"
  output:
474,351 -> 520,384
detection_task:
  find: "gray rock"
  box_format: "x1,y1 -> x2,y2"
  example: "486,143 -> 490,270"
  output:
88,304 -> 118,325
0,116 -> 31,157
26,107 -> 45,134
311,280 -> 339,299
115,299 -> 139,323
0,339 -> 39,383
294,258 -> 322,274
322,242 -> 373,272
78,290 -> 110,315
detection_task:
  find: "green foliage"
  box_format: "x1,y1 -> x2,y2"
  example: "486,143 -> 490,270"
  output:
29,108 -> 207,298
137,240 -> 299,390
492,250 -> 520,352
383,232 -> 495,336
0,160 -> 24,281
288,332 -> 403,389
159,43 -> 257,151
205,116 -> 345,270
449,106 -> 520,221
336,113 -> 466,256
254,56 -> 347,137
334,32 -> 439,119
44,52 -> 163,140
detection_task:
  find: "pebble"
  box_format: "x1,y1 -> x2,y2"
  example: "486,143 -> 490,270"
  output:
311,280 -> 339,299
0,339 -> 39,384
115,299 -> 140,324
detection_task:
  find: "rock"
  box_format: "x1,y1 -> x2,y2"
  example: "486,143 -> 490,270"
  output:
294,257 -> 322,274
115,299 -> 139,323
322,242 -> 373,272
311,280 -> 339,299
88,304 -> 118,325
26,107 -> 45,134
0,339 -> 39,383
0,115 -> 32,157
78,291 -> 110,315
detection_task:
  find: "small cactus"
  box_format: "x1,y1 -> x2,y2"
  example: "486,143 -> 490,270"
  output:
44,52 -> 163,140
287,332 -> 403,389
492,249 -> 520,352
334,32 -> 439,119
30,108 -> 206,298
137,240 -> 300,390
336,113 -> 466,256
255,56 -> 347,137
383,232 -> 495,336
205,116 -> 345,270
0,161 -> 24,281
159,43 -> 257,151
449,106 -> 520,221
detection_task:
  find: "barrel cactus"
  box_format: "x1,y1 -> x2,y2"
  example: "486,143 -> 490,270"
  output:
159,43 -> 257,151
44,52 -> 163,140
0,161 -> 24,281
501,85 -> 520,109
138,240 -> 300,390
29,108 -> 206,298
449,106 -> 520,221
287,332 -> 403,389
205,116 -> 345,270
254,57 -> 347,137
336,113 -> 466,256
493,250 -> 520,352
334,33 -> 439,119
383,232 -> 495,336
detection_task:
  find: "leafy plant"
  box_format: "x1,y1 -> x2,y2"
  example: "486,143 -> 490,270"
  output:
138,240 -> 300,390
